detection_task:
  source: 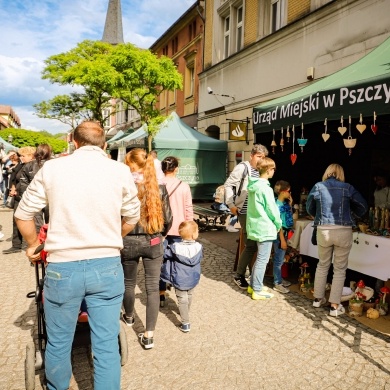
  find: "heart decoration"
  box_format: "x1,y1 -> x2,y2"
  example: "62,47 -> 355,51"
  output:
371,111 -> 378,134
356,113 -> 366,134
338,126 -> 347,135
338,116 -> 347,135
290,154 -> 297,165
322,118 -> 330,142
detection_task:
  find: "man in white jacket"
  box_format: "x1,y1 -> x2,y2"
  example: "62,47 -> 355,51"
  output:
15,121 -> 140,390
224,144 -> 268,289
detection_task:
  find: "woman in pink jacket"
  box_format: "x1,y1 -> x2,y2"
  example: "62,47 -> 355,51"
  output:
159,156 -> 194,306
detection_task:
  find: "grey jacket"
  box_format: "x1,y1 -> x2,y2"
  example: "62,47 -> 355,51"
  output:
224,161 -> 251,210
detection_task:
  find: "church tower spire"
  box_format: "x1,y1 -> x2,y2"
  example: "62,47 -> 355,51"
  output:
102,0 -> 124,45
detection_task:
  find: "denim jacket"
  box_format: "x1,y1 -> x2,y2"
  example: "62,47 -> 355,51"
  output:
306,177 -> 367,227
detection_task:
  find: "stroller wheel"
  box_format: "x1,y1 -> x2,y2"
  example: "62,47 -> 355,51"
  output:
118,322 -> 128,366
25,341 -> 36,390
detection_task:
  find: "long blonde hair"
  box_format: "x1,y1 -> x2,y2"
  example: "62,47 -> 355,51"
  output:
125,148 -> 164,234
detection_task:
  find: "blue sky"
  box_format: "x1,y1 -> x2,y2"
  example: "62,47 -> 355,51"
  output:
0,0 -> 195,134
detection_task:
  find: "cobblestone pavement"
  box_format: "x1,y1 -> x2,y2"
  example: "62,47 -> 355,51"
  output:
1,209 -> 390,390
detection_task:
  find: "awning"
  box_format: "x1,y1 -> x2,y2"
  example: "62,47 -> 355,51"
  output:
253,36 -> 390,133
0,136 -> 17,152
109,125 -> 147,149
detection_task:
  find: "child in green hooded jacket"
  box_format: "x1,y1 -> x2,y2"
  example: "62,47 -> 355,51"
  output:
246,157 -> 282,300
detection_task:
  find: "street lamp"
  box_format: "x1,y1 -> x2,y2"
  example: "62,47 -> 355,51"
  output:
8,134 -> 13,143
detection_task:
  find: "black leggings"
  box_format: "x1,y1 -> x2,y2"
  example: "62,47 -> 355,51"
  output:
121,234 -> 163,332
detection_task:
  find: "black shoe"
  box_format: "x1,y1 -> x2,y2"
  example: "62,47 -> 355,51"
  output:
3,247 -> 22,254
138,333 -> 154,349
121,313 -> 134,327
233,276 -> 249,289
160,293 -> 165,307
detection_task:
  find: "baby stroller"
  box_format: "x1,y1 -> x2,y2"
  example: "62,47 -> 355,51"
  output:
24,225 -> 128,390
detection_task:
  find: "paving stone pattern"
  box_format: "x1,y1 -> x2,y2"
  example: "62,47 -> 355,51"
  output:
1,209 -> 389,390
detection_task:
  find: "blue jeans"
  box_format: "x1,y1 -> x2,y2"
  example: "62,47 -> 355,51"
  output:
250,241 -> 273,293
44,257 -> 124,390
272,238 -> 286,286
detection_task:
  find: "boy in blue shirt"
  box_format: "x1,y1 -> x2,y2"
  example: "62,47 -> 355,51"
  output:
272,180 -> 294,293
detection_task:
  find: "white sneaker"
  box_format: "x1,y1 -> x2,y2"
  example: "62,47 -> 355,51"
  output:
226,225 -> 239,233
273,284 -> 289,294
282,279 -> 291,287
313,297 -> 327,308
329,304 -> 345,317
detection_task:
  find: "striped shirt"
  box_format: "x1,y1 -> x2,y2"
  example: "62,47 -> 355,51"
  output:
240,166 -> 259,215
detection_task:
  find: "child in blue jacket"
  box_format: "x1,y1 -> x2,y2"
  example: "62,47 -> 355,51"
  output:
161,220 -> 203,332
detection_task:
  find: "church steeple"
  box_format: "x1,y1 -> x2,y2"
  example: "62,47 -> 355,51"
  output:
102,0 -> 124,45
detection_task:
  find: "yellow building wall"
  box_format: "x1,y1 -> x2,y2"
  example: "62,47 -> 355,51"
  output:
288,0 -> 311,23
244,0 -> 259,46
203,0 -> 214,68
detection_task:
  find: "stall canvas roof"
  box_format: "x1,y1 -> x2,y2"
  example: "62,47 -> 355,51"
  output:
0,136 -> 17,152
153,112 -> 227,151
253,35 -> 390,133
106,130 -> 124,144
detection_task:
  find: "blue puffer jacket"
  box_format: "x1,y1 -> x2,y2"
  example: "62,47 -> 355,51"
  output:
161,240 -> 203,290
306,177 -> 368,226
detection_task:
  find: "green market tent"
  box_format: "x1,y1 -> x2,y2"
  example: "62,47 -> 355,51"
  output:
253,35 -> 390,133
0,136 -> 17,152
106,130 -> 124,144
109,112 -> 227,199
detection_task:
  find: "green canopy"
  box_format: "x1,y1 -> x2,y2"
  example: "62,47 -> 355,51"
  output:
253,36 -> 390,132
106,130 -> 124,144
0,136 -> 17,152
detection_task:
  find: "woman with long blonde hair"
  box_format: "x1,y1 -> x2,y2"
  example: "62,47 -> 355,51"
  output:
122,148 -> 172,349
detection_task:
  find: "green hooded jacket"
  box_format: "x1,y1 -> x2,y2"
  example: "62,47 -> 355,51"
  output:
246,177 -> 282,242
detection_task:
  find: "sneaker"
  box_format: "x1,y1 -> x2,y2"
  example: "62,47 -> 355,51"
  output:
273,284 -> 289,294
122,313 -> 134,327
248,285 -> 271,295
282,279 -> 292,287
313,297 -> 327,308
252,291 -> 274,300
233,276 -> 249,289
138,333 -> 154,349
179,323 -> 191,333
226,225 -> 239,233
329,304 -> 345,317
2,247 -> 22,254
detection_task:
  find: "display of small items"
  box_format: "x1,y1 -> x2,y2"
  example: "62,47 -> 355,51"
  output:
298,188 -> 308,218
366,206 -> 390,235
298,262 -> 312,292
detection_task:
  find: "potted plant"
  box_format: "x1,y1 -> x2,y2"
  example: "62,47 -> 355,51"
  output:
349,291 -> 366,317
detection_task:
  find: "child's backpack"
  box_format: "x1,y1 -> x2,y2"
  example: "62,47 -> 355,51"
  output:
213,185 -> 225,204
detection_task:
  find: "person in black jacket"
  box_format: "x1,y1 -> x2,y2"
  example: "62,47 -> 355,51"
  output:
121,148 -> 173,350
19,144 -> 52,224
3,146 -> 35,254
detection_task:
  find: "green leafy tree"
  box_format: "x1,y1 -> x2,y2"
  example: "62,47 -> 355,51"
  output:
39,40 -> 183,150
109,43 -> 182,151
33,93 -> 94,130
1,129 -> 67,154
41,40 -> 116,127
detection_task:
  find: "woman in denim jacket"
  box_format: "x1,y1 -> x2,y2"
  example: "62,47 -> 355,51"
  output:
306,164 -> 367,317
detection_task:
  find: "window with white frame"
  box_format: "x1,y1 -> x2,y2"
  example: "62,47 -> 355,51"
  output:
224,16 -> 230,59
270,0 -> 286,33
218,1 -> 244,61
236,6 -> 243,51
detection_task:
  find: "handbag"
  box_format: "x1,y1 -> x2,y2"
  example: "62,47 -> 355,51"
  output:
311,226 -> 318,246
5,196 -> 14,209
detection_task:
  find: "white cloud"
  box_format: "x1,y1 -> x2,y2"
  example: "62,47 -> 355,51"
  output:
0,0 -> 196,134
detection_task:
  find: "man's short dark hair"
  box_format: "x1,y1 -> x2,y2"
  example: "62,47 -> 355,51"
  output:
74,121 -> 105,148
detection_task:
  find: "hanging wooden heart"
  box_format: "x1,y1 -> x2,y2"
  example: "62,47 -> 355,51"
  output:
338,116 -> 347,135
322,133 -> 330,142
356,114 -> 366,134
290,154 -> 297,165
338,126 -> 347,135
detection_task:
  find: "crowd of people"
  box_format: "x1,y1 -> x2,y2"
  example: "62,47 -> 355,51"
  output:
2,121 -> 373,389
